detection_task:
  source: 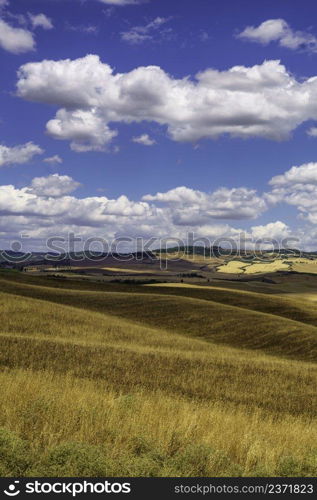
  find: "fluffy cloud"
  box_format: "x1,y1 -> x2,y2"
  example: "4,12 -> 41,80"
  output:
268,162 -> 317,224
270,162 -> 317,187
4,168 -> 317,250
132,134 -> 156,146
0,170 -> 271,249
0,182 -> 152,225
27,174 -> 80,198
46,109 -> 118,152
237,19 -> 317,52
144,186 -> 206,204
250,221 -> 290,241
0,142 -> 43,167
143,186 -> 267,222
28,13 -> 53,30
0,18 -> 35,53
16,55 -> 317,150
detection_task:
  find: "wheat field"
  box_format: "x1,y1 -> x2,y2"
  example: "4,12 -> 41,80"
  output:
0,270 -> 317,477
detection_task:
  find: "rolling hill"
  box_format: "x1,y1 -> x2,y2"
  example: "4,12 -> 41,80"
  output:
1,270 -> 317,476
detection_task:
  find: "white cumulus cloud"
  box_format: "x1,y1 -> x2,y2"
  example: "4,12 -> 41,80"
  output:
16,55 -> 317,150
46,109 -> 118,152
270,162 -> 317,187
268,163 -> 317,225
0,176 -> 270,250
237,19 -> 317,52
250,221 -> 290,241
143,186 -> 267,222
27,174 -> 81,198
0,142 -> 43,167
0,18 -> 35,53
2,168 -> 316,250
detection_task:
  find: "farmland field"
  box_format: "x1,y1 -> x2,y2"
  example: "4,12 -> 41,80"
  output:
1,268 -> 317,477
216,257 -> 317,275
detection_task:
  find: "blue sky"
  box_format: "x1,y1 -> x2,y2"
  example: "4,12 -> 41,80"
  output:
1,0 -> 317,251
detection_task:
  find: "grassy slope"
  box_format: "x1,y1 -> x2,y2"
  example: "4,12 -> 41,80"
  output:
3,270 -> 317,326
1,274 -> 317,361
143,283 -> 317,328
1,291 -> 317,413
1,272 -> 317,476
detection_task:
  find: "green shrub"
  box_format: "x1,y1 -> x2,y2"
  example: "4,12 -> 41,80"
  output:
33,442 -> 110,477
0,428 -> 32,476
277,452 -> 317,477
113,454 -> 162,477
170,443 -> 214,476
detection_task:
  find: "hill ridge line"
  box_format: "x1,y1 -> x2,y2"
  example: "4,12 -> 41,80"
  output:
2,278 -> 317,334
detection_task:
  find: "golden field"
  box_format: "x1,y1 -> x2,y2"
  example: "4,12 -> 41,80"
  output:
216,257 -> 317,275
0,270 -> 317,476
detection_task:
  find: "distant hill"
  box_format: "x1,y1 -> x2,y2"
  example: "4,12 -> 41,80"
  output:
0,246 -> 316,270
0,250 -> 158,269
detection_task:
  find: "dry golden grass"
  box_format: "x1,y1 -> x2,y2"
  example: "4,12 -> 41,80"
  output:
1,369 -> 317,477
217,261 -> 249,273
292,263 -> 317,274
284,293 -> 317,303
1,272 -> 317,476
102,267 -> 153,274
217,259 -> 290,274
244,261 -> 290,274
216,257 -> 317,276
3,276 -> 317,360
